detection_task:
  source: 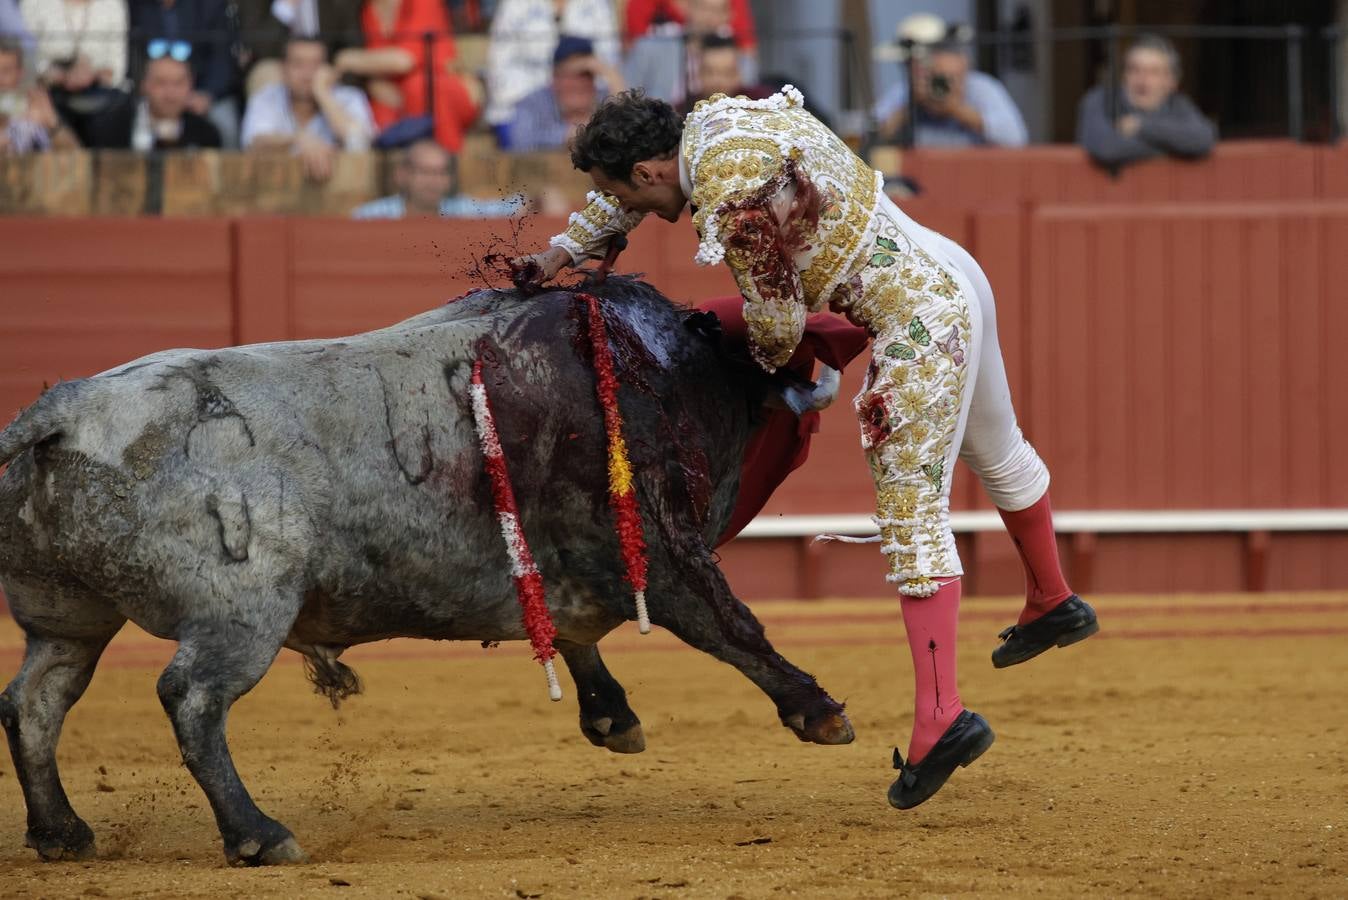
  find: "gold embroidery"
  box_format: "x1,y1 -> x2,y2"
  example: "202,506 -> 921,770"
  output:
852,206 -> 974,596
686,106 -> 878,307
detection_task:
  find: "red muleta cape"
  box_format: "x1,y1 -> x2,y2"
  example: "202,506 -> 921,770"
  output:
698,297 -> 870,546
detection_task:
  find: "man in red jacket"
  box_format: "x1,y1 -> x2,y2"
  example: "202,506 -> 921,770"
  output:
624,0 -> 757,51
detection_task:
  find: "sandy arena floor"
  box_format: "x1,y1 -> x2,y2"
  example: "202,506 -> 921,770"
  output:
0,592 -> 1345,899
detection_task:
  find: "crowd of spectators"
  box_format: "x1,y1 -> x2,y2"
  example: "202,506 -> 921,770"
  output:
0,1 -> 1221,215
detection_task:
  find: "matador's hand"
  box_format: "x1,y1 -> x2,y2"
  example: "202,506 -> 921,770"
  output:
510,247 -> 572,289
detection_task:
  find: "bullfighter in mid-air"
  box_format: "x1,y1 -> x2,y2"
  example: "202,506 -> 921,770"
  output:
517,85 -> 1100,809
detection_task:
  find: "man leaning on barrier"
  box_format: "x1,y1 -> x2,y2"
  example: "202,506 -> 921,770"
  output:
1077,34 -> 1216,170
86,49 -> 222,151
352,138 -> 521,219
241,36 -> 373,182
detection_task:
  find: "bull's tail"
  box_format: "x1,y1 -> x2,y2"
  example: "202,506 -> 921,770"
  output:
0,380 -> 86,468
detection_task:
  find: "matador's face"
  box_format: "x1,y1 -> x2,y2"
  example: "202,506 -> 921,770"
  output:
591,159 -> 688,223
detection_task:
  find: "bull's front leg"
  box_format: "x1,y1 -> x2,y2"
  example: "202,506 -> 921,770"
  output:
647,546 -> 854,745
556,640 -> 645,753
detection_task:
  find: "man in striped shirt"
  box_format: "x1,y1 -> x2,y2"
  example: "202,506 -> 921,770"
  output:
353,139 -> 522,220
508,35 -> 622,153
0,36 -> 70,153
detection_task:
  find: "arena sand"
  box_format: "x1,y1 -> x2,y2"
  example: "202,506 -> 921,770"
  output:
1,592 -> 1344,899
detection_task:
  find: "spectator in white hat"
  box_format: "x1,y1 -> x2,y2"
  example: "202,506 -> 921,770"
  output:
874,12 -> 1027,148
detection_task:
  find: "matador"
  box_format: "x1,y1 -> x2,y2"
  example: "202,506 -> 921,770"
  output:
517,87 -> 1099,808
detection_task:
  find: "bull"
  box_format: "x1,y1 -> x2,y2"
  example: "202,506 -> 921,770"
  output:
0,277 -> 854,866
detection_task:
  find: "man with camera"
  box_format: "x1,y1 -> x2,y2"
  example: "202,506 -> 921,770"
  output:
873,13 -> 1026,148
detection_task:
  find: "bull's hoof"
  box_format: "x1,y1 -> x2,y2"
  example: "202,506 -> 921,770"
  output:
226,832 -> 307,867
602,723 -> 646,753
25,819 -> 97,862
26,820 -> 96,862
783,709 -> 855,745
581,715 -> 646,753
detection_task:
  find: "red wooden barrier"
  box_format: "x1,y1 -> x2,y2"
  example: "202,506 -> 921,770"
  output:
0,219 -> 235,422
1025,201 -> 1348,512
1318,143 -> 1348,198
902,141 -> 1323,207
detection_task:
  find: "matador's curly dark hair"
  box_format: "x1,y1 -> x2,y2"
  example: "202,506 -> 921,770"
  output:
570,89 -> 684,183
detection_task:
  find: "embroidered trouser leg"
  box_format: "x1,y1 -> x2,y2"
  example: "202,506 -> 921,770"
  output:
927,230 -> 1051,512
847,210 -> 980,597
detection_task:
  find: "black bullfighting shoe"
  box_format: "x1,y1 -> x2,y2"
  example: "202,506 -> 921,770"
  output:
887,710 -> 995,811
991,594 -> 1099,669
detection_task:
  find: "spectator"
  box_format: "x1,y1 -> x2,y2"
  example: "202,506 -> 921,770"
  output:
485,0 -> 617,146
21,0 -> 127,91
0,35 -> 72,152
242,37 -> 374,181
623,0 -> 755,52
86,53 -> 220,149
236,0 -> 364,96
333,0 -> 478,152
352,138 -> 520,218
675,34 -> 766,116
1077,34 -> 1216,170
0,0 -> 36,71
509,34 -> 618,152
874,13 -> 1027,148
128,1 -> 239,147
623,0 -> 755,107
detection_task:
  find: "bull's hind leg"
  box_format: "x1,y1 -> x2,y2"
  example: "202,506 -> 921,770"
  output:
157,600 -> 305,867
557,640 -> 645,753
0,594 -> 124,861
649,547 -> 854,746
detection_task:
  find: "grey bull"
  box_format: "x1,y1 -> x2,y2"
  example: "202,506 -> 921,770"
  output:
0,278 -> 853,866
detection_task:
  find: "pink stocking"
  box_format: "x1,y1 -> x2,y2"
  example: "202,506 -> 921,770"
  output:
899,577 -> 964,764
997,492 -> 1074,625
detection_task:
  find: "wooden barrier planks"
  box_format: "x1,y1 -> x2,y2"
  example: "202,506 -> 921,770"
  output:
1023,201 -> 1348,513
0,217 -> 235,422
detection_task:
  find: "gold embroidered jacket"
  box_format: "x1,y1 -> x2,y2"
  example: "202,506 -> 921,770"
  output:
550,86 -> 884,371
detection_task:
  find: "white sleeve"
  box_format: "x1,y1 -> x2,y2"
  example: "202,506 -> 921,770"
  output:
95,0 -> 127,85
21,0 -> 58,75
873,80 -> 908,121
581,0 -> 619,66
485,0 -> 542,125
974,75 -> 1029,147
339,87 -> 375,150
241,88 -> 286,147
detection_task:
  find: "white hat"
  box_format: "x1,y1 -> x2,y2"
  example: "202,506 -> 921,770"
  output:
874,13 -> 973,62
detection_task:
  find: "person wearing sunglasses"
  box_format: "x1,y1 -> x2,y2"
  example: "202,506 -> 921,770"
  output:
85,50 -> 221,150
129,0 -> 239,145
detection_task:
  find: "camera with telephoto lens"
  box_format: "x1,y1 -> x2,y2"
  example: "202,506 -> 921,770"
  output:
928,73 -> 951,100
